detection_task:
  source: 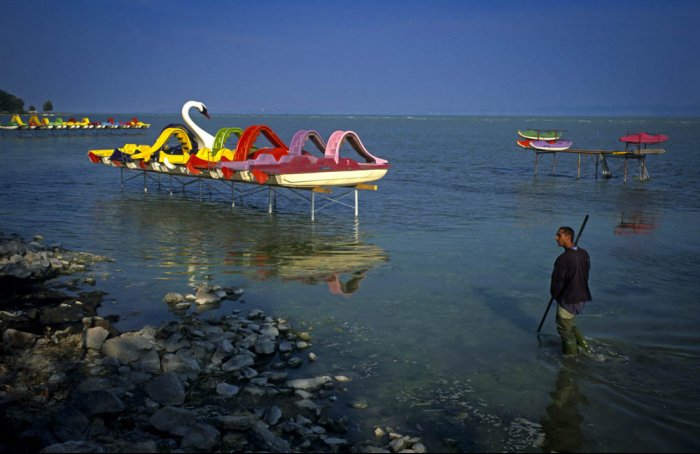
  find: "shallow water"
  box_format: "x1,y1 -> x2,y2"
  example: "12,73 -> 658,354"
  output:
2,114 -> 699,451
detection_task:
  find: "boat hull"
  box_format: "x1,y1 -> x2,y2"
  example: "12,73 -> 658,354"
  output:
517,129 -> 562,141
270,168 -> 388,188
530,140 -> 573,152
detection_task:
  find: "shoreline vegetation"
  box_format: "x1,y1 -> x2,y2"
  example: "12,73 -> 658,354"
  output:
0,232 -> 427,453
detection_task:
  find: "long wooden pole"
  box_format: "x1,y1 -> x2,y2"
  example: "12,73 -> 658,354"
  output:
536,214 -> 590,333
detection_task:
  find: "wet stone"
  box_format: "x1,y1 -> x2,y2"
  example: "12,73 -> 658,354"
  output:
216,382 -> 239,397
145,372 -> 185,406
3,328 -> 37,349
180,422 -> 221,453
84,326 -> 109,350
150,406 -> 197,437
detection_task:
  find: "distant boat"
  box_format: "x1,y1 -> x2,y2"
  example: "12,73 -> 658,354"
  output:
619,132 -> 668,144
530,140 -> 573,152
517,129 -> 562,141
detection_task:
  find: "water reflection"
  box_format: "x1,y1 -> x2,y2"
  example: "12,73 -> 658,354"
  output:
91,194 -> 389,297
540,366 -> 587,453
614,212 -> 656,235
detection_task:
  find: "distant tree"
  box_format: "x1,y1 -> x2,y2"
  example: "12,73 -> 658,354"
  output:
42,100 -> 53,112
28,105 -> 36,112
0,89 -> 25,113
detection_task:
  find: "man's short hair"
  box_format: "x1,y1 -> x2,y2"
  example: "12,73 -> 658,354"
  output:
558,226 -> 575,240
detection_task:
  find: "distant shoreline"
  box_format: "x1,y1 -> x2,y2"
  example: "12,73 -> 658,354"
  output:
3,112 -> 700,120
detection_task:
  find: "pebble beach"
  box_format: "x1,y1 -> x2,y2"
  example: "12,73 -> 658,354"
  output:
0,232 -> 426,453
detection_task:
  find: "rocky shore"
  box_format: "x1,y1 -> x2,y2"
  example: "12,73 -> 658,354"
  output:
0,233 -> 427,453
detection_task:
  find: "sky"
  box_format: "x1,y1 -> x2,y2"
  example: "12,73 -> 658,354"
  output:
2,0 -> 699,116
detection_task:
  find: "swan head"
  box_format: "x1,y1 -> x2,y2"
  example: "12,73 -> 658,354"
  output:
200,105 -> 210,119
183,100 -> 210,120
182,100 -> 215,149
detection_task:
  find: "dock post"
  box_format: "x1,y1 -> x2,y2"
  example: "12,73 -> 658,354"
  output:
534,153 -> 539,176
601,155 -> 612,179
640,156 -> 650,181
267,187 -> 277,214
595,155 -> 599,180
354,188 -> 359,218
552,153 -> 557,174
311,191 -> 315,222
624,157 -> 628,183
577,153 -> 581,179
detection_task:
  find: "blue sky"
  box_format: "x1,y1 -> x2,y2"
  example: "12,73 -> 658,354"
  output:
2,0 -> 699,115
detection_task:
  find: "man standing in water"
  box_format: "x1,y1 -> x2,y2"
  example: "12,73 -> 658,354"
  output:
551,226 -> 592,355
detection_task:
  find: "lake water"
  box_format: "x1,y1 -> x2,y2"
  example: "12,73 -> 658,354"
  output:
1,114 -> 699,452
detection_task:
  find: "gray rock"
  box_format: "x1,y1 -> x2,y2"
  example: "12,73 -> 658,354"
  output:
357,446 -> 391,453
194,287 -> 221,305
295,399 -> 319,413
243,385 -> 266,397
264,405 -> 282,426
215,338 -> 235,355
221,354 -> 254,372
180,423 -> 221,452
158,332 -> 189,353
51,405 -> 89,442
216,383 -> 240,397
145,372 -> 185,406
277,322 -> 291,333
323,437 -> 349,448
250,420 -> 291,453
40,441 -> 105,453
101,333 -> 155,364
286,376 -> 332,390
84,326 -> 109,350
263,371 -> 288,384
215,413 -> 257,431
123,441 -> 158,453
162,351 -> 201,382
250,376 -> 268,387
150,406 -> 197,436
286,357 -> 303,368
413,442 -> 427,453
136,349 -> 162,374
238,334 -> 257,349
77,389 -> 126,416
163,292 -> 185,304
3,328 -> 37,349
247,309 -> 265,320
389,435 -> 411,452
241,366 -> 259,379
278,340 -> 294,353
259,324 -> 279,337
254,336 -> 277,355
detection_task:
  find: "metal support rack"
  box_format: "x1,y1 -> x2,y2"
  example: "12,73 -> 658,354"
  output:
116,167 -> 378,220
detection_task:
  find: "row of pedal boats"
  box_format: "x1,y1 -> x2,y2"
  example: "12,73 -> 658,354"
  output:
1,114 -> 150,130
516,129 -> 573,152
87,101 -> 389,189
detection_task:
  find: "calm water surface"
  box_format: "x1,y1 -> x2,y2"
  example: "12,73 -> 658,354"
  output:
1,114 -> 699,452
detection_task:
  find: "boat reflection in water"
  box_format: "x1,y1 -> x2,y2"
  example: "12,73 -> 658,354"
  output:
613,212 -> 656,235
226,236 -> 388,296
91,195 -> 389,318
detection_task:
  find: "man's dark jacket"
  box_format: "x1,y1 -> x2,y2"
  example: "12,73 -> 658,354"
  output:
550,247 -> 592,305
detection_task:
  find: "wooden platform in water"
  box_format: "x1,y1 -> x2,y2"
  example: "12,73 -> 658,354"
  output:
526,147 -> 666,182
555,148 -> 666,156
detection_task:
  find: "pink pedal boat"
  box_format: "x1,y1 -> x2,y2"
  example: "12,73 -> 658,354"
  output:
218,129 -> 389,188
